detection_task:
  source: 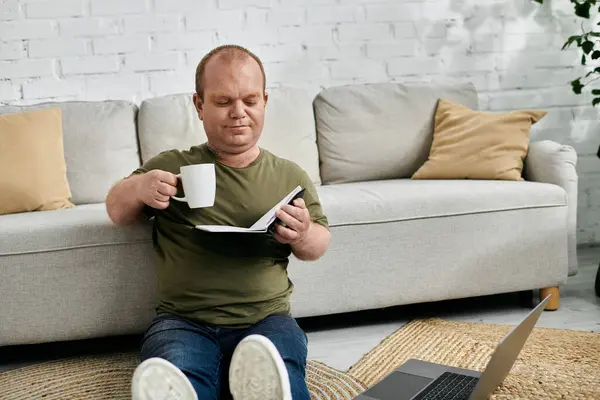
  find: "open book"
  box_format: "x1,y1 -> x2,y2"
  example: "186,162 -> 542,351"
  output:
195,186 -> 305,233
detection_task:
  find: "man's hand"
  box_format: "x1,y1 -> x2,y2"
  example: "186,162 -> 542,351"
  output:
273,198 -> 312,245
136,170 -> 179,210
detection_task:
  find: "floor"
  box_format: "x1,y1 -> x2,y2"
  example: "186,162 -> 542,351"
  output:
1,247 -> 598,374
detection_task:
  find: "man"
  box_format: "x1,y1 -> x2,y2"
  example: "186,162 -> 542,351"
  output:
105,44 -> 331,400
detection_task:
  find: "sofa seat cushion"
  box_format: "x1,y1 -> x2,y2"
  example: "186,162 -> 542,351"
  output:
317,179 -> 566,227
0,204 -> 152,256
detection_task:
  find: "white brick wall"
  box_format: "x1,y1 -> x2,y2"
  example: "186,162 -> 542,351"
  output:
58,17 -> 120,37
90,0 -> 147,17
0,1 -> 20,21
25,0 -> 86,19
93,35 -> 149,55
0,20 -> 55,40
0,41 -> 24,60
2,59 -> 54,78
22,77 -> 85,99
60,55 -> 119,74
29,38 -> 88,58
0,0 -> 599,244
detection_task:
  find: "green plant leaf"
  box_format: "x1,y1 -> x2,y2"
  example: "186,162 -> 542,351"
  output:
593,97 -> 600,106
575,2 -> 591,18
563,34 -> 584,49
572,78 -> 585,94
595,66 -> 600,73
582,53 -> 587,65
534,0 -> 543,3
592,89 -> 600,95
582,40 -> 595,54
589,32 -> 600,37
593,50 -> 600,59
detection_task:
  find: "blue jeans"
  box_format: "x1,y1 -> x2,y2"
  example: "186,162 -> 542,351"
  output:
140,313 -> 311,400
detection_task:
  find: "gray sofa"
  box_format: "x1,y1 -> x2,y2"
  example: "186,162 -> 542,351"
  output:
0,82 -> 578,347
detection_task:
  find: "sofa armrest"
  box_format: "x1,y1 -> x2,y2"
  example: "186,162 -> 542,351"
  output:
524,140 -> 579,275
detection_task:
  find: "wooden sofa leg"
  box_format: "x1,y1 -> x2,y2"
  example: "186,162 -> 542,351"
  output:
539,287 -> 560,311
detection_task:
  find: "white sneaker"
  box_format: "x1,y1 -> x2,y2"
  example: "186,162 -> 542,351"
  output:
229,334 -> 292,400
131,357 -> 198,400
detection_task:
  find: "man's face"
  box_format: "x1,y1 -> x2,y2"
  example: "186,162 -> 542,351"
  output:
194,56 -> 268,155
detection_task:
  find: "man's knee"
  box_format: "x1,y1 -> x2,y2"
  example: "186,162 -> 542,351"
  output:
250,315 -> 308,366
140,315 -> 222,396
248,315 -> 311,400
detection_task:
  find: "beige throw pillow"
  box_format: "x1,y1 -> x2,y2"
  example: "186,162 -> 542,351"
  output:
0,107 -> 74,215
412,98 -> 547,181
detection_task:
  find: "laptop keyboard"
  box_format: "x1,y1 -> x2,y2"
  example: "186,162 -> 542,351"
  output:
412,371 -> 479,400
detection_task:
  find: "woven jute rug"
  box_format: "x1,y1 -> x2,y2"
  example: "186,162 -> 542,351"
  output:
349,318 -> 600,399
2,318 -> 598,399
0,353 -> 366,400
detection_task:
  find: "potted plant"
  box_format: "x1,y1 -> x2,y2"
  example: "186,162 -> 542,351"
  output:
533,0 -> 600,295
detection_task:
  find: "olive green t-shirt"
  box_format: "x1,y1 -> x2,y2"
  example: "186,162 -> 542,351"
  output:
131,143 -> 328,328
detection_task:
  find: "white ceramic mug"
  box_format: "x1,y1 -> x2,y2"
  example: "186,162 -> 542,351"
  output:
171,164 -> 216,208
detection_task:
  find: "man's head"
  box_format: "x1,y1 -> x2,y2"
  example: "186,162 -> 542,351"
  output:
193,45 -> 268,156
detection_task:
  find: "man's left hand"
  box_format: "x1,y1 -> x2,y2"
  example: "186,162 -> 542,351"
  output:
273,198 -> 311,244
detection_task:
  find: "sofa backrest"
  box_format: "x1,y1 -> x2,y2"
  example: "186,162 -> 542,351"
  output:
0,101 -> 140,205
137,86 -> 321,185
313,82 -> 479,184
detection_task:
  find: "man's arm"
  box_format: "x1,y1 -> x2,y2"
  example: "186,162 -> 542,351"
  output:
289,222 -> 331,261
105,175 -> 146,225
105,170 -> 178,225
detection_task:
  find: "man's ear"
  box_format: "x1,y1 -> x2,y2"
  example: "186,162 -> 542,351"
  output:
193,93 -> 204,120
263,91 -> 268,107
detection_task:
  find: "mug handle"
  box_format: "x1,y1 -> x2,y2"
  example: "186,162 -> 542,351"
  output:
170,174 -> 187,202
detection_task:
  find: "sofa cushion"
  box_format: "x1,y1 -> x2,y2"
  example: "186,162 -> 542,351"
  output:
0,107 -> 74,215
0,101 -> 140,205
0,204 -> 151,256
314,82 -> 479,184
412,98 -> 547,181
316,179 -> 566,227
137,86 -> 321,185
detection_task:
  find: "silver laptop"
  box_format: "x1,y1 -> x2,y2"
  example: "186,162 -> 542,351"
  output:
354,294 -> 551,400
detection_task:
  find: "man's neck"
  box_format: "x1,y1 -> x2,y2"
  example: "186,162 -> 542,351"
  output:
207,143 -> 260,168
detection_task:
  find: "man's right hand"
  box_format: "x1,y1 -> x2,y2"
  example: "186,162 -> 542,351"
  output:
136,170 -> 179,210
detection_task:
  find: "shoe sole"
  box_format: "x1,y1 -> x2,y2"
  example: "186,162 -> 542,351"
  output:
229,334 -> 292,400
131,357 -> 198,400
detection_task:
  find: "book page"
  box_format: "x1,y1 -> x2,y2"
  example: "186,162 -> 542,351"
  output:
249,185 -> 302,231
195,185 -> 303,233
194,225 -> 266,233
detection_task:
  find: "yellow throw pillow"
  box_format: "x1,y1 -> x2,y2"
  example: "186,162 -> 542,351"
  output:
0,107 -> 74,215
412,98 -> 547,181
